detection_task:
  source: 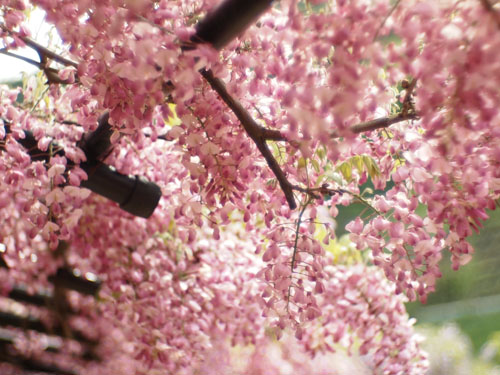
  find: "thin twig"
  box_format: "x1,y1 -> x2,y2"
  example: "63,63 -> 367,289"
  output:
333,79 -> 418,137
30,86 -> 50,113
286,197 -> 310,310
0,48 -> 74,84
348,192 -> 383,217
374,0 -> 402,40
24,38 -> 77,68
60,120 -> 81,126
334,113 -> 418,138
0,49 -> 42,68
0,24 -> 78,68
291,203 -> 308,272
291,183 -> 345,199
0,27 -> 78,84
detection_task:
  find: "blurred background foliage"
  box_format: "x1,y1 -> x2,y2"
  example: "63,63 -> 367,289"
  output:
416,323 -> 500,375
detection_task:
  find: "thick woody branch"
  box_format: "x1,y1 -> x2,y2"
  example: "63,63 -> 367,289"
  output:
191,0 -> 273,50
1,117 -> 161,218
200,69 -> 297,209
260,127 -> 287,141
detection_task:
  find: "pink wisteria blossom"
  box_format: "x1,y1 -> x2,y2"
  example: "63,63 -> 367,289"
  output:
1,0 -> 499,374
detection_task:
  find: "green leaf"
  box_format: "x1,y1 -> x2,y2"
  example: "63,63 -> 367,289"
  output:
298,157 -> 307,169
377,30 -> 402,46
335,155 -> 380,183
353,155 -> 364,174
311,159 -> 320,173
337,162 -> 352,182
316,146 -> 326,160
363,155 -> 381,179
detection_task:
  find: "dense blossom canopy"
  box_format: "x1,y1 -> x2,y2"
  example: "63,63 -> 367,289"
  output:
1,0 -> 499,374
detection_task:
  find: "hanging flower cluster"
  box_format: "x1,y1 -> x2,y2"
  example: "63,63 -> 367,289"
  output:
1,0 -> 500,374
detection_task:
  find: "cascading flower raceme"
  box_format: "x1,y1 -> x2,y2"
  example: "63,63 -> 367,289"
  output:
1,0 -> 500,374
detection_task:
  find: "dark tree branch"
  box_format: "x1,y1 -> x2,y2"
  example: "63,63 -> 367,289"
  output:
0,24 -> 78,68
60,120 -> 81,126
332,113 -> 418,138
260,127 -> 286,141
1,118 -> 161,218
190,0 -> 274,50
200,69 -> 297,209
291,184 -> 345,200
332,79 -> 418,137
1,23 -> 78,84
0,43 -> 76,84
0,49 -> 41,67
